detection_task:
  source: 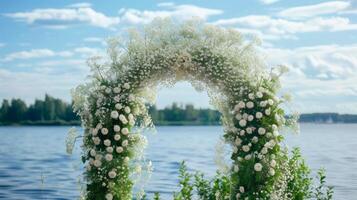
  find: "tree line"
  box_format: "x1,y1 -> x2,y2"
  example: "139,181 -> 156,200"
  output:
1,95 -> 357,125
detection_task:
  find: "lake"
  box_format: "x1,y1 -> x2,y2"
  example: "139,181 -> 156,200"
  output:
0,124 -> 356,199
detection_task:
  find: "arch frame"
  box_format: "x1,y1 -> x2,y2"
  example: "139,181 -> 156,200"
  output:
71,19 -> 295,200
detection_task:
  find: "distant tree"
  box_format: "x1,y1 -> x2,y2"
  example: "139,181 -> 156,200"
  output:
0,100 -> 10,122
8,99 -> 27,122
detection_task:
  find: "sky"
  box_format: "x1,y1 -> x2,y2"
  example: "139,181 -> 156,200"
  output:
0,0 -> 356,113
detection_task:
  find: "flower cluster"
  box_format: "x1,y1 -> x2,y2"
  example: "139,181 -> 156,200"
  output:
71,19 -> 296,200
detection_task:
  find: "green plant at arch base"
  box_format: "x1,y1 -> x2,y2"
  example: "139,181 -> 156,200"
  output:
68,18 -> 330,200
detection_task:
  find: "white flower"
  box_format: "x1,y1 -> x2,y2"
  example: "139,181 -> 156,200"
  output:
256,112 -> 263,119
235,137 -> 242,146
86,164 -> 91,171
91,128 -> 98,136
105,154 -> 113,162
235,114 -> 242,120
239,186 -> 245,193
254,163 -> 263,172
106,147 -> 113,153
113,87 -> 121,93
128,114 -> 134,121
266,132 -> 273,138
233,146 -> 238,153
246,127 -> 253,134
246,101 -> 254,109
234,104 -> 240,111
265,109 -> 271,115
261,147 -> 268,154
236,193 -> 241,199
248,93 -> 255,100
114,134 -> 121,141
105,88 -> 111,94
124,156 -> 130,162
244,154 -> 252,160
273,131 -> 279,136
115,103 -> 122,110
116,146 -> 123,153
269,168 -> 275,176
90,149 -> 96,157
270,160 -> 277,168
256,91 -> 263,98
268,99 -> 274,105
121,128 -> 129,135
258,127 -> 266,135
93,137 -> 101,145
272,124 -> 278,130
242,145 -> 250,152
124,106 -> 131,114
95,154 -> 102,160
128,94 -> 135,101
239,130 -> 245,136
108,170 -> 117,178
252,136 -> 258,143
96,123 -> 103,129
105,193 -> 113,200
124,83 -> 130,89
114,125 -> 121,132
94,160 -> 102,168
114,95 -> 120,102
111,111 -> 119,119
122,139 -> 129,147
259,101 -> 267,107
101,128 -> 109,135
104,139 -> 111,147
239,119 -> 247,127
238,101 -> 245,108
247,115 -> 254,121
119,114 -> 128,124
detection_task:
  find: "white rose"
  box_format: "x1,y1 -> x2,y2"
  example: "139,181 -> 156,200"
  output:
105,193 -> 113,200
259,101 -> 267,107
246,127 -> 253,134
244,154 -> 252,160
238,101 -> 245,108
113,87 -> 121,93
110,111 -> 119,119
106,147 -> 113,153
105,88 -> 111,94
252,136 -> 258,143
104,139 -> 111,147
96,123 -> 103,129
268,99 -> 274,105
256,91 -> 263,98
119,114 -> 128,124
256,112 -> 263,119
269,168 -> 275,176
242,145 -> 250,152
114,134 -> 121,141
93,137 -> 100,145
235,137 -> 242,146
91,128 -> 98,136
101,128 -> 109,135
113,125 -> 121,132
105,154 -> 113,162
270,160 -> 277,168
234,165 -> 239,172
115,103 -> 122,110
272,124 -> 278,130
246,101 -> 254,109
114,95 -> 120,102
122,139 -> 129,147
239,186 -> 245,193
128,114 -> 134,121
261,147 -> 268,154
94,160 -> 102,168
124,156 -> 130,163
124,106 -> 131,114
121,128 -> 129,135
265,109 -> 271,115
234,104 -> 240,111
129,120 -> 135,126
233,146 -> 238,153
248,93 -> 255,100
128,94 -> 135,102
247,115 -> 254,121
123,83 -> 130,89
239,130 -> 245,136
90,149 -> 96,157
254,163 -> 263,172
116,146 -> 123,153
258,127 -> 266,135
235,114 -> 242,120
239,119 -> 247,127
108,170 -> 117,179
266,132 -> 272,138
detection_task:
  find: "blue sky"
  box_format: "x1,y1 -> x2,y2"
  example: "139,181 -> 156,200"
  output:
0,0 -> 356,113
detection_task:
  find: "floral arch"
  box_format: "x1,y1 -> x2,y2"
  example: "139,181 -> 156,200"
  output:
71,19 -> 299,200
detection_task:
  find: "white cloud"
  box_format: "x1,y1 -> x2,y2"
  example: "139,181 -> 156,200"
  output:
278,1 -> 351,19
259,0 -> 280,5
119,4 -> 223,24
67,2 -> 92,8
2,49 -> 73,62
213,15 -> 357,40
83,37 -> 103,42
157,2 -> 175,7
261,44 -> 357,113
4,7 -> 120,29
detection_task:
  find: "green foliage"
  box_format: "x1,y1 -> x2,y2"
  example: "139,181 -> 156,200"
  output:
313,169 -> 334,200
173,161 -> 194,200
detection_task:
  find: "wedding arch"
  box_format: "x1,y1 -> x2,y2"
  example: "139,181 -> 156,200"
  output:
71,19 -> 298,200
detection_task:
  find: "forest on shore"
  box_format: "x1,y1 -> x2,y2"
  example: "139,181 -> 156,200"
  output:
0,95 -> 356,125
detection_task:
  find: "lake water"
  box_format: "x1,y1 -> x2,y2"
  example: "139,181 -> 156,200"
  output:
0,124 -> 356,200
